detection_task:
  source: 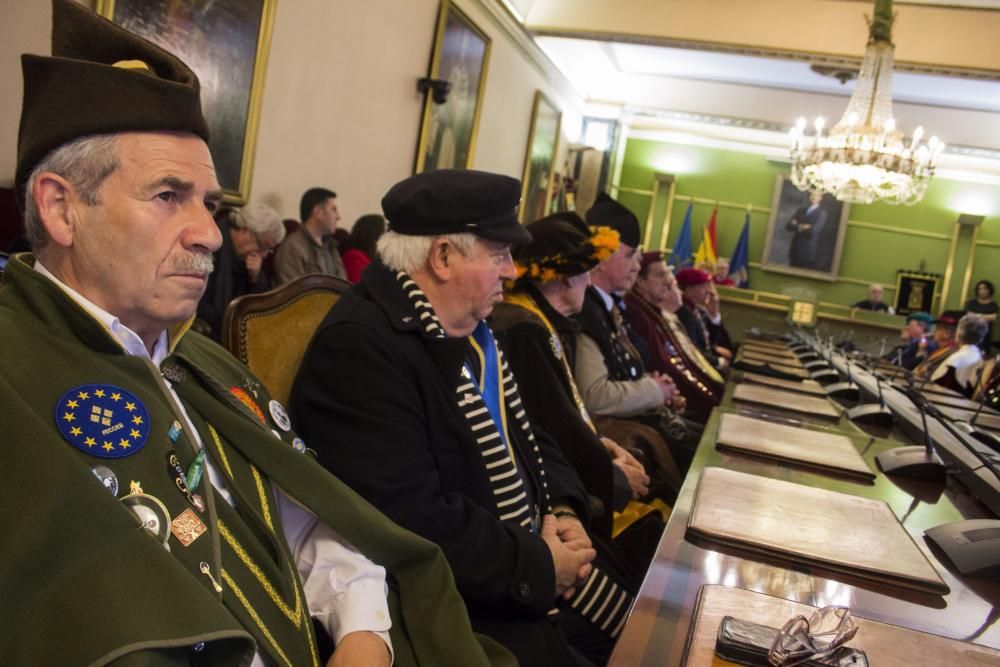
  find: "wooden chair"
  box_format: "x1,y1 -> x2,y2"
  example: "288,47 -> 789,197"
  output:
222,273 -> 350,405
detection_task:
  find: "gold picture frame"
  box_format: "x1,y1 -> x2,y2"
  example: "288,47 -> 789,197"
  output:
415,0 -> 492,173
520,91 -> 562,223
97,0 -> 276,204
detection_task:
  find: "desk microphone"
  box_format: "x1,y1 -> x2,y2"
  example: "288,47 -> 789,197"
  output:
874,384 -> 946,480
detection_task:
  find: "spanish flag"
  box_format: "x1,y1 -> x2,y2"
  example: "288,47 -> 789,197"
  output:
694,208 -> 718,270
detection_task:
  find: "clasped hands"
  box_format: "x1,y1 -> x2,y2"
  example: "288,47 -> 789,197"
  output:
541,508 -> 596,600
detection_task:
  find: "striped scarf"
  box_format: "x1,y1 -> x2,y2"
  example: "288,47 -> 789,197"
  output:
396,271 -> 632,638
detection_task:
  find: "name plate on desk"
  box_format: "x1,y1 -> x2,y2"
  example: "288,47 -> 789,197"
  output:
687,468 -> 948,595
740,372 -> 827,396
733,383 -> 841,419
683,585 -> 998,666
717,413 -> 874,480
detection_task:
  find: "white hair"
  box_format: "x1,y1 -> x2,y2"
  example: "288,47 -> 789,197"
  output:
957,313 -> 988,345
23,133 -> 120,254
234,202 -> 286,243
377,230 -> 477,274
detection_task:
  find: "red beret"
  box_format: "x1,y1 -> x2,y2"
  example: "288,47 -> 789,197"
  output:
675,268 -> 710,288
640,251 -> 663,269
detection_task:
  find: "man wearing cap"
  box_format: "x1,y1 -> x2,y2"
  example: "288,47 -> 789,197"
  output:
624,252 -> 723,422
292,170 -> 617,666
914,311 -> 963,380
491,212 -> 664,574
885,311 -> 935,370
273,187 -> 347,285
2,3 -> 511,665
675,267 -> 731,371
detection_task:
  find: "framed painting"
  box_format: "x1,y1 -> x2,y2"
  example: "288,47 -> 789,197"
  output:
97,0 -> 276,204
519,91 -> 562,223
895,271 -> 939,315
415,0 -> 491,173
761,174 -> 850,282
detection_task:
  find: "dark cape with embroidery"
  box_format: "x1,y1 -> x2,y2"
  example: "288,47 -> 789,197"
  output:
291,261 -> 632,666
0,254 -> 510,667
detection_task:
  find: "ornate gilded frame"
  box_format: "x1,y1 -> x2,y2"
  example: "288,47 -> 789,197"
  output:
415,0 -> 492,173
519,91 -> 562,223
97,0 -> 276,204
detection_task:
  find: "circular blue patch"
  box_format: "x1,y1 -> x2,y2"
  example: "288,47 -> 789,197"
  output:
54,384 -> 150,458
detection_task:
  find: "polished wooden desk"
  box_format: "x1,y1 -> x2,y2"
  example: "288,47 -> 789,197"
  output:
609,392 -> 1000,666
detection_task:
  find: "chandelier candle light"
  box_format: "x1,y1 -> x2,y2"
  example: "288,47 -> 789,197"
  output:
790,0 -> 943,205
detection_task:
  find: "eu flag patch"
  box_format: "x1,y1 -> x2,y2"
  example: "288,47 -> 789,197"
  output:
55,384 -> 151,458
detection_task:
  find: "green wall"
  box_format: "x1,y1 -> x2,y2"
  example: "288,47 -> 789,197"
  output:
616,137 -> 1000,312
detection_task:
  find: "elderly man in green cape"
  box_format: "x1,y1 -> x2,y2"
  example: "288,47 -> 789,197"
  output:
0,2 -> 513,666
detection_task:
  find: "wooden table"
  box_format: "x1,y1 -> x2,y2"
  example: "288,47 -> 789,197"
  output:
609,403 -> 1000,666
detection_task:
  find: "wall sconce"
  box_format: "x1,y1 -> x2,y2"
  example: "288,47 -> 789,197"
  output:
417,77 -> 452,104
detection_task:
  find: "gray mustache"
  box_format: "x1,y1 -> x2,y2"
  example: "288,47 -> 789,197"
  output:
170,252 -> 215,275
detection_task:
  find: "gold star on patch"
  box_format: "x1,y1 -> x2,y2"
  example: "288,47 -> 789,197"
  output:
84,437 -> 96,447
94,389 -> 106,398
102,442 -> 114,452
119,438 -> 131,449
130,428 -> 141,439
70,426 -> 82,437
63,412 -> 76,422
111,392 -> 122,402
132,415 -> 144,425
125,402 -> 136,412
78,391 -> 90,400
67,399 -> 79,409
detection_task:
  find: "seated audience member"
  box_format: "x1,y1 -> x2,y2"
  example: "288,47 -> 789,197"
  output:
341,213 -> 386,283
292,169 -> 643,667
2,4 -> 509,666
913,310 -> 962,380
573,194 -> 700,476
712,257 -> 736,286
932,314 -> 989,396
197,202 -> 284,340
885,311 -> 934,370
965,279 -> 998,353
852,283 -> 893,313
624,252 -> 723,421
491,213 -> 663,569
273,187 -> 346,284
674,268 -> 731,369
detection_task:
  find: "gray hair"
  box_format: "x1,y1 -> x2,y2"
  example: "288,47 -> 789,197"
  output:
23,134 -> 121,254
957,313 -> 989,345
234,202 -> 286,243
377,230 -> 477,274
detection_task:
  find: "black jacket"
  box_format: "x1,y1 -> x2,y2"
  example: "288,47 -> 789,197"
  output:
197,220 -> 269,340
290,262 -> 589,666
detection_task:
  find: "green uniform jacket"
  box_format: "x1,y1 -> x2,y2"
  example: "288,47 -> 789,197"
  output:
0,254 -> 514,667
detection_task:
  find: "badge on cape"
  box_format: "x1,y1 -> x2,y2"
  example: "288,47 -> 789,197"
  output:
55,384 -> 150,458
229,386 -> 265,423
291,437 -> 307,453
269,400 -> 291,432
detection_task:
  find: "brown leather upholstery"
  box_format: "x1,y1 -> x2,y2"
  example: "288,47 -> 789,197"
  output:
222,273 -> 349,405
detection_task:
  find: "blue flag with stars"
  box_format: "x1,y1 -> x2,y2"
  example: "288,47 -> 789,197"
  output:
55,384 -> 150,458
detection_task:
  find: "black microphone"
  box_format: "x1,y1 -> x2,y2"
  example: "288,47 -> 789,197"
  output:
904,386 -> 941,456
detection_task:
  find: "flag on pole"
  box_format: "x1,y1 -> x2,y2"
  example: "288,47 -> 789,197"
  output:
728,212 -> 751,288
670,203 -> 694,268
694,208 -> 718,269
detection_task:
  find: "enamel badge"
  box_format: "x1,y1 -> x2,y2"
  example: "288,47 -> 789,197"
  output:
55,384 -> 150,458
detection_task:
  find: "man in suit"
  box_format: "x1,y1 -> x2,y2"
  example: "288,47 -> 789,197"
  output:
786,190 -> 828,269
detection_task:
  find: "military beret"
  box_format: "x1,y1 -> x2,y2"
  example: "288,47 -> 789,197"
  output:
512,212 -> 619,285
16,0 -> 209,209
675,267 -> 711,288
381,169 -> 531,244
905,311 -> 933,326
935,310 -> 964,327
585,192 -> 640,248
640,251 -> 664,270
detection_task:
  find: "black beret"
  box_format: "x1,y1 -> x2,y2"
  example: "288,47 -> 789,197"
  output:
585,192 -> 641,248
381,169 -> 531,244
16,0 -> 209,208
513,212 -> 619,285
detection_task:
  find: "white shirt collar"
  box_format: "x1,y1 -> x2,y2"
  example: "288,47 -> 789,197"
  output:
34,260 -> 169,365
593,285 -> 616,312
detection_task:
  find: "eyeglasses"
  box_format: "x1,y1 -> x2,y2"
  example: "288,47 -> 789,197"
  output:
768,606 -> 858,667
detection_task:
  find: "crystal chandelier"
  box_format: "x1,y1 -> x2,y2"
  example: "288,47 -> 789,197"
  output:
790,0 -> 943,205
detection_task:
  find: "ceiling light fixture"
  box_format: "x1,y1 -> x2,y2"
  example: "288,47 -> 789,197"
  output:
790,0 -> 943,205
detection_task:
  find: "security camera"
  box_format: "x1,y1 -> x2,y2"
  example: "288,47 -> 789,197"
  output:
417,77 -> 452,104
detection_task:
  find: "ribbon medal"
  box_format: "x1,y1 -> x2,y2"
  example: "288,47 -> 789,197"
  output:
55,384 -> 150,458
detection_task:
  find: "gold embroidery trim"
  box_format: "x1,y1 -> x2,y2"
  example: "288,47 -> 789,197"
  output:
206,424 -> 235,478
218,520 -> 303,625
251,465 -> 275,532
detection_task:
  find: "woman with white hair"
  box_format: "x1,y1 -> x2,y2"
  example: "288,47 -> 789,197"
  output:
931,313 -> 990,396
